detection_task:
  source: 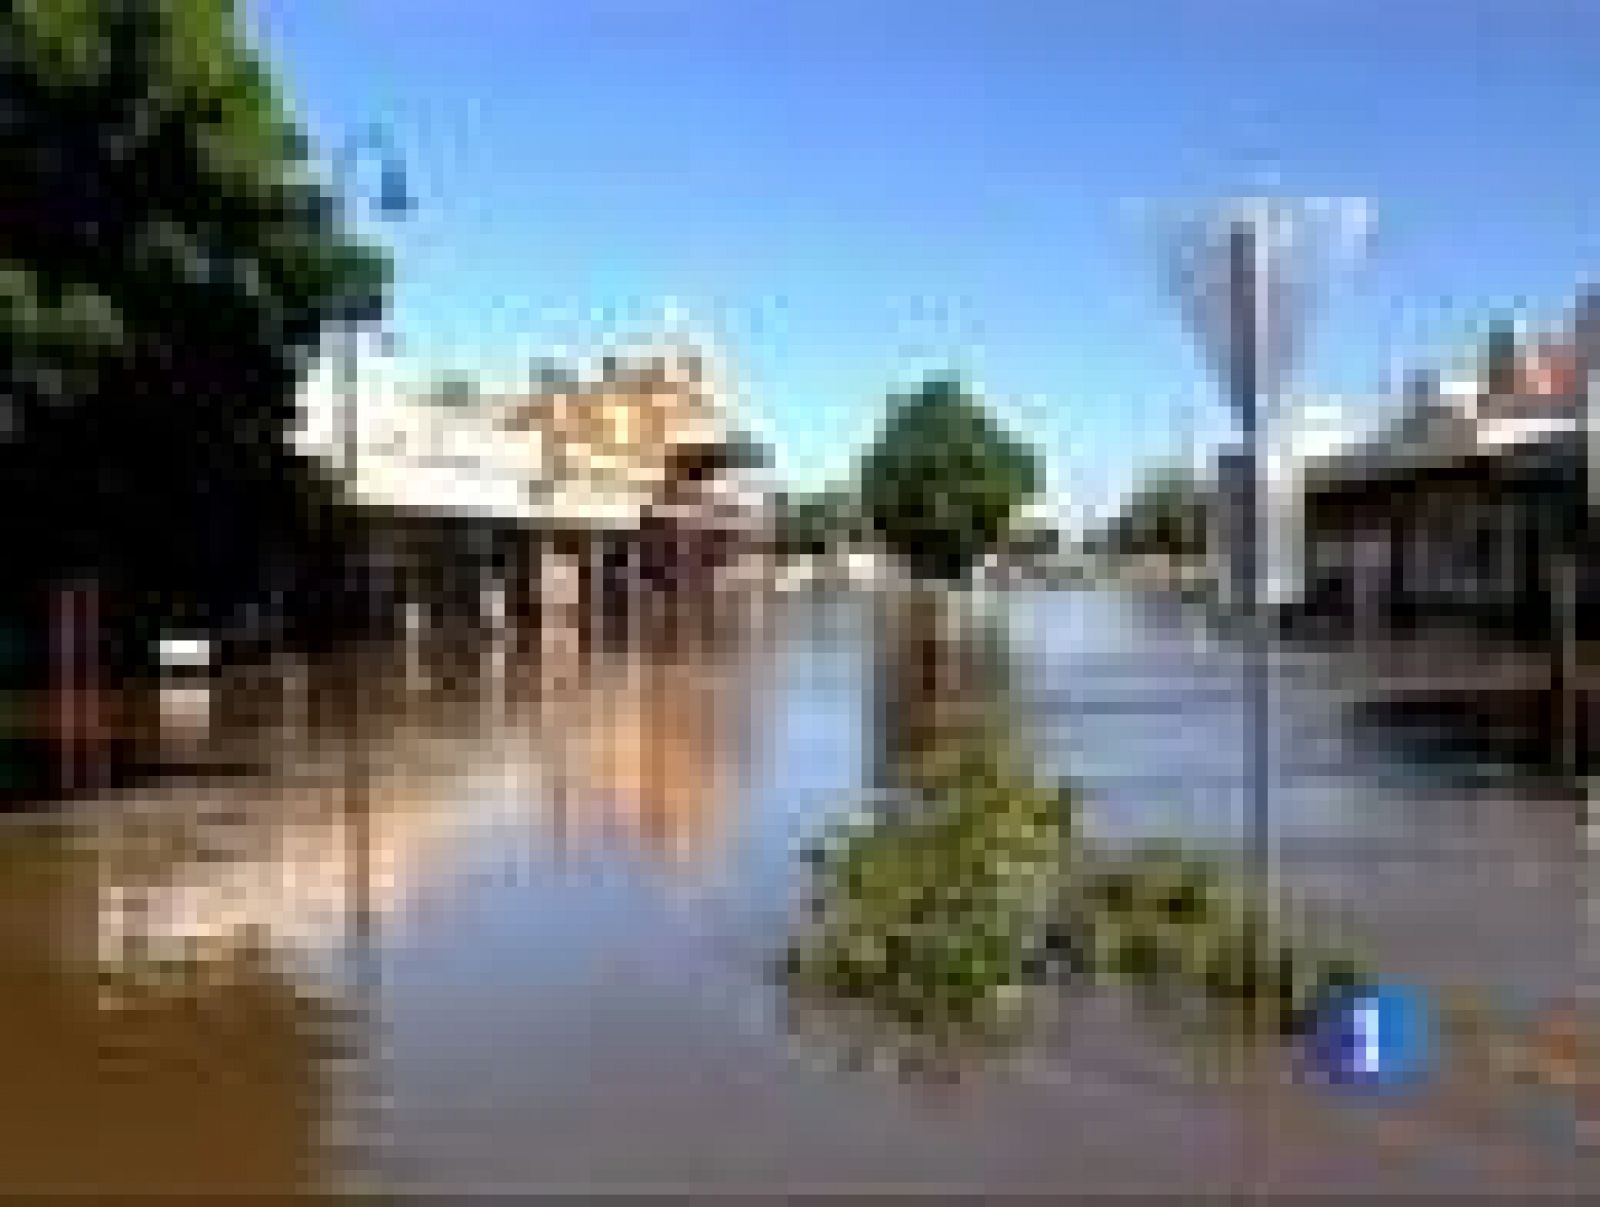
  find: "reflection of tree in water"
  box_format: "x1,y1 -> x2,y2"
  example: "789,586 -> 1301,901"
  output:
871,589 -> 1023,796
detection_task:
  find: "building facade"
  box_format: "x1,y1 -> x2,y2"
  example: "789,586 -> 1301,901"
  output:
1297,310 -> 1594,637
292,337 -> 770,626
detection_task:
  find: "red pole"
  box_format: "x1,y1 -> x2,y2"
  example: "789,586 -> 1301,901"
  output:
48,580 -> 107,797
49,584 -> 79,795
82,581 -> 106,792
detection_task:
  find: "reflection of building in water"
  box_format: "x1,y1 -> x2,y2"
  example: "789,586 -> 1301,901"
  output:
1,828 -> 331,1195
91,773 -> 461,985
91,624 -> 761,974
539,641 -> 751,870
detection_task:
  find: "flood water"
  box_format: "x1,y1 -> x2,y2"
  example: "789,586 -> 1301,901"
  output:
0,589 -> 1583,1194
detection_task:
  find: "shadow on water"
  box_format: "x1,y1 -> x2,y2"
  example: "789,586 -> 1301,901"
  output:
1346,696 -> 1594,789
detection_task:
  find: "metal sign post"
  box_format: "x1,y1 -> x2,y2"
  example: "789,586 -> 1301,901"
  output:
1155,195 -> 1371,878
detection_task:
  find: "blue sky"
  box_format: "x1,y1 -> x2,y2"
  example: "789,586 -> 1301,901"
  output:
254,0 -> 1599,517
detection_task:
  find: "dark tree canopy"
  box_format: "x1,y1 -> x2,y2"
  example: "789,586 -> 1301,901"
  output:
856,376 -> 1042,581
1,0 -> 389,618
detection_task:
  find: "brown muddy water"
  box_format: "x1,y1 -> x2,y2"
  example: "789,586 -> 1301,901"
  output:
0,589 -> 1583,1195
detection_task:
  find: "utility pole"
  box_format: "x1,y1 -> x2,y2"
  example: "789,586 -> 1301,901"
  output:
1227,220 -> 1273,878
329,124 -> 411,1195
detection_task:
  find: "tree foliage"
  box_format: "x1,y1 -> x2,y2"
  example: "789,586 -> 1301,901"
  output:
1482,318 -> 1521,399
856,376 -> 1042,581
1089,464 -> 1211,562
0,0 -> 388,617
771,486 -> 866,560
427,373 -> 481,409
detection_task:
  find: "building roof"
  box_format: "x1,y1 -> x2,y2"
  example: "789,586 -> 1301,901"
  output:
1304,312 -> 1590,498
294,339 -> 749,529
499,341 -> 727,478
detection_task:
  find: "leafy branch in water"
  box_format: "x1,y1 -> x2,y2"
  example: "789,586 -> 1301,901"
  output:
781,732 -> 1372,1076
1072,842 -> 1370,1036
784,738 -> 1071,1058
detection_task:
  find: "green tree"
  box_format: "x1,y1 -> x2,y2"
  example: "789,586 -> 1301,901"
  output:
428,373 -> 481,409
1097,464 -> 1210,562
856,376 -> 1042,582
1482,318 -> 1521,399
0,0 -> 388,624
1001,519 -> 1063,565
772,486 -> 865,561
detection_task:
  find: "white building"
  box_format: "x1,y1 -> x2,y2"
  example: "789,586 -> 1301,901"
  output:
291,337 -> 771,606
292,344 -> 546,524
1211,393 -> 1378,609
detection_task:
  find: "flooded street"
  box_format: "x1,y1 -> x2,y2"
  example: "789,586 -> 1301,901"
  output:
0,589 -> 1582,1195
